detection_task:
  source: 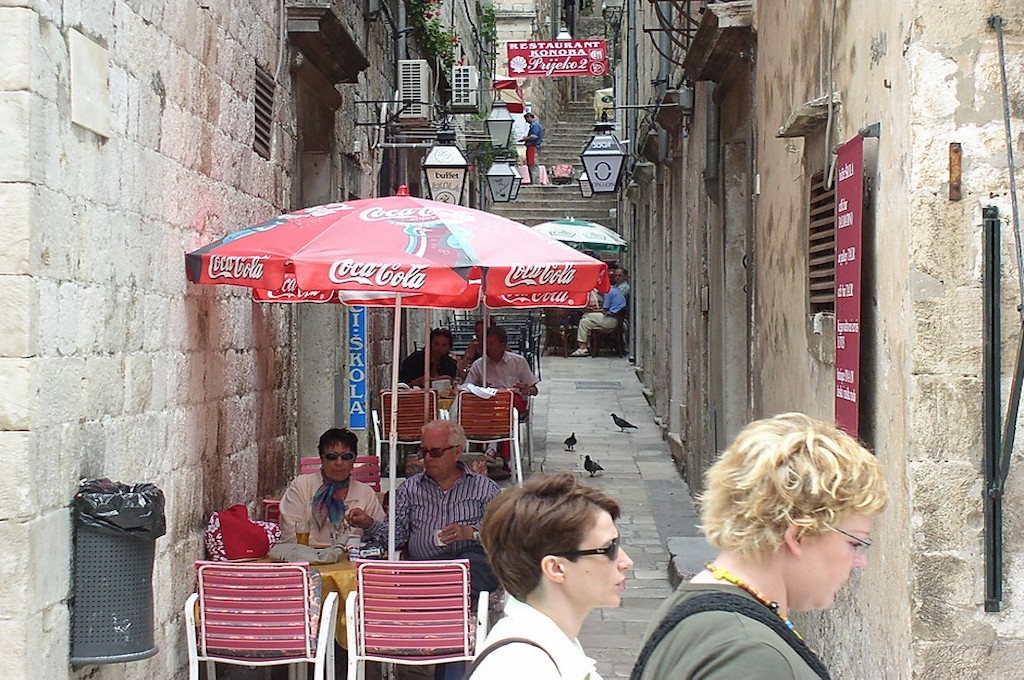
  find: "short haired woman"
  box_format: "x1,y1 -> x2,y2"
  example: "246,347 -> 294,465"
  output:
469,472 -> 633,679
633,413 -> 888,679
399,327 -> 458,387
278,428 -> 385,547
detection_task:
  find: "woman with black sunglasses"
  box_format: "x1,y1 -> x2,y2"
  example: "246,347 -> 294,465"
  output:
278,428 -> 385,547
467,473 -> 633,679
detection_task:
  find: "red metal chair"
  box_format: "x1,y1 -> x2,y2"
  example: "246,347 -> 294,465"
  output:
350,455 -> 382,492
455,388 -> 523,484
371,389 -> 439,458
345,559 -> 488,680
301,455 -> 380,491
184,561 -> 339,680
261,498 -> 281,523
300,456 -> 321,476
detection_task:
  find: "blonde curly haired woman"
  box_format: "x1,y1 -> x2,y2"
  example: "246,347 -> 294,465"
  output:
633,413 -> 888,680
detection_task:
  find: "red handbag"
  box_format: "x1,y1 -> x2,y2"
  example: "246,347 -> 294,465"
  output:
204,504 -> 279,561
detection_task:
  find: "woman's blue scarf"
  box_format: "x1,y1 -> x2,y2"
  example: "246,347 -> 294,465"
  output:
311,474 -> 350,530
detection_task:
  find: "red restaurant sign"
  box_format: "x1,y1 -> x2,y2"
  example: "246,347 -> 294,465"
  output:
506,40 -> 609,78
834,135 -> 864,437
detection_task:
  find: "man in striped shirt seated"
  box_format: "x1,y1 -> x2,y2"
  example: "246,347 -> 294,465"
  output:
347,418 -> 501,596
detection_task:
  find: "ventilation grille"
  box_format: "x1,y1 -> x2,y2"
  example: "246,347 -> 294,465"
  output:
254,67 -> 274,159
397,59 -> 432,123
808,170 -> 836,312
451,65 -> 480,112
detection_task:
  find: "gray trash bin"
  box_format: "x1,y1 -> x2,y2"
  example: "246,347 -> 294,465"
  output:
70,479 -> 166,666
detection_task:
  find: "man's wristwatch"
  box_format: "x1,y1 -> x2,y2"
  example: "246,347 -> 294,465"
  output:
471,529 -> 481,541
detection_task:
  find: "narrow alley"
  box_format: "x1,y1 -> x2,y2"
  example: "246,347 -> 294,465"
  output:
528,354 -> 704,679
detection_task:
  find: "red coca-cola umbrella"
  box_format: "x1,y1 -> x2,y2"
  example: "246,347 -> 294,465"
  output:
185,188 -> 609,308
184,189 -> 609,557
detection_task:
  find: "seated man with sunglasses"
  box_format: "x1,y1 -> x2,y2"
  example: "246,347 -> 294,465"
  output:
350,419 -> 501,680
279,428 -> 385,546
348,418 -> 501,588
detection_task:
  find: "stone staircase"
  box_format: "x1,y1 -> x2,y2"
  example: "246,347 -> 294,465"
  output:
492,100 -> 618,228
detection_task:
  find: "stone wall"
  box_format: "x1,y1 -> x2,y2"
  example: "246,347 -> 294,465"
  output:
754,1 -> 916,674
903,1 -> 1024,675
623,0 -> 1024,673
1,2 -> 298,677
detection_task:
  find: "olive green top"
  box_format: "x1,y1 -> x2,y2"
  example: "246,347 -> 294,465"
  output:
636,583 -> 824,680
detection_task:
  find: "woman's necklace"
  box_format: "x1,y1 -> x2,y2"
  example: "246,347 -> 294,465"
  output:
705,563 -> 802,640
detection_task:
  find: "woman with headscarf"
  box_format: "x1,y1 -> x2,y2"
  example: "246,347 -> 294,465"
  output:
279,428 -> 385,547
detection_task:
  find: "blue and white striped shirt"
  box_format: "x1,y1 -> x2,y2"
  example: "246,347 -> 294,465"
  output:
366,463 -> 501,559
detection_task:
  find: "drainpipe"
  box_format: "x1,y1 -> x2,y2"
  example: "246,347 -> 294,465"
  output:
984,15 -> 1024,612
396,2 -> 408,189
704,85 -> 720,202
983,206 -> 1002,611
656,1 -> 670,162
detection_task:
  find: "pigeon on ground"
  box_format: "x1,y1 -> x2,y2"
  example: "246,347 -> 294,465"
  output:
584,455 -> 605,477
611,413 -> 638,431
564,432 -> 577,450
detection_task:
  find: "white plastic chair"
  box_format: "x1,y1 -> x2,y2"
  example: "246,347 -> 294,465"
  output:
185,561 -> 339,680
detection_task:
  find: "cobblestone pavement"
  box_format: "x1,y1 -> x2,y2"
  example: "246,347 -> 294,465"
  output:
528,354 -> 697,679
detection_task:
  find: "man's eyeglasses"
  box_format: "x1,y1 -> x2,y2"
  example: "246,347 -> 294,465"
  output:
418,445 -> 458,458
552,537 -> 620,561
322,451 -> 357,462
833,527 -> 872,553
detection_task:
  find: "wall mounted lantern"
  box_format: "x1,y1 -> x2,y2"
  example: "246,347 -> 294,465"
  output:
486,158 -> 519,203
422,128 -> 468,204
579,122 -> 626,194
485,100 -> 514,149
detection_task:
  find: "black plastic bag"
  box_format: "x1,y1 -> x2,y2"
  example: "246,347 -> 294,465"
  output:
74,478 -> 167,540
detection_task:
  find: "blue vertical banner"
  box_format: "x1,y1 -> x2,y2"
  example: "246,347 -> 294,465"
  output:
347,306 -> 367,429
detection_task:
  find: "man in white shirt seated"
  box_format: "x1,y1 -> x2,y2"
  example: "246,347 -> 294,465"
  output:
464,325 -> 539,478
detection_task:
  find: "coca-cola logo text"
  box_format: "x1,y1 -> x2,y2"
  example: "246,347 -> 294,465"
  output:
208,255 -> 267,280
359,206 -> 466,223
499,291 -> 573,304
503,264 -> 578,288
263,276 -> 335,302
329,260 -> 428,290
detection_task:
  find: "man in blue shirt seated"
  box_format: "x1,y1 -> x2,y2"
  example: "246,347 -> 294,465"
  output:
570,281 -> 627,357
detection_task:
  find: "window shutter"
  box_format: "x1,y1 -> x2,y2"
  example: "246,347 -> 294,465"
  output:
808,170 -> 836,312
254,67 -> 274,159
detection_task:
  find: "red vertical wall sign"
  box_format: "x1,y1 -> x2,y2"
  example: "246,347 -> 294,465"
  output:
834,135 -> 864,436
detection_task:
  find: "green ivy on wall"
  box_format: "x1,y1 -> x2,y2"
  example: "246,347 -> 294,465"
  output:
480,3 -> 498,71
408,0 -> 458,72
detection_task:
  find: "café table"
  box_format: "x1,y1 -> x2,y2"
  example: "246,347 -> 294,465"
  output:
311,557 -> 357,647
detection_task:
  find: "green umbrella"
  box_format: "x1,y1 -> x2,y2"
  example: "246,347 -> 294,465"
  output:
531,219 -> 627,255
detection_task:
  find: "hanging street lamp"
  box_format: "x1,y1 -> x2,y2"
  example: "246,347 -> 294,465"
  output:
422,129 -> 469,204
578,170 -> 594,198
485,99 -> 515,149
486,157 -> 519,203
579,121 -> 626,194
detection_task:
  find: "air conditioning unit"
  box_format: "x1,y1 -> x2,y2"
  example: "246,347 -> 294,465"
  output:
397,59 -> 432,123
451,65 -> 481,113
